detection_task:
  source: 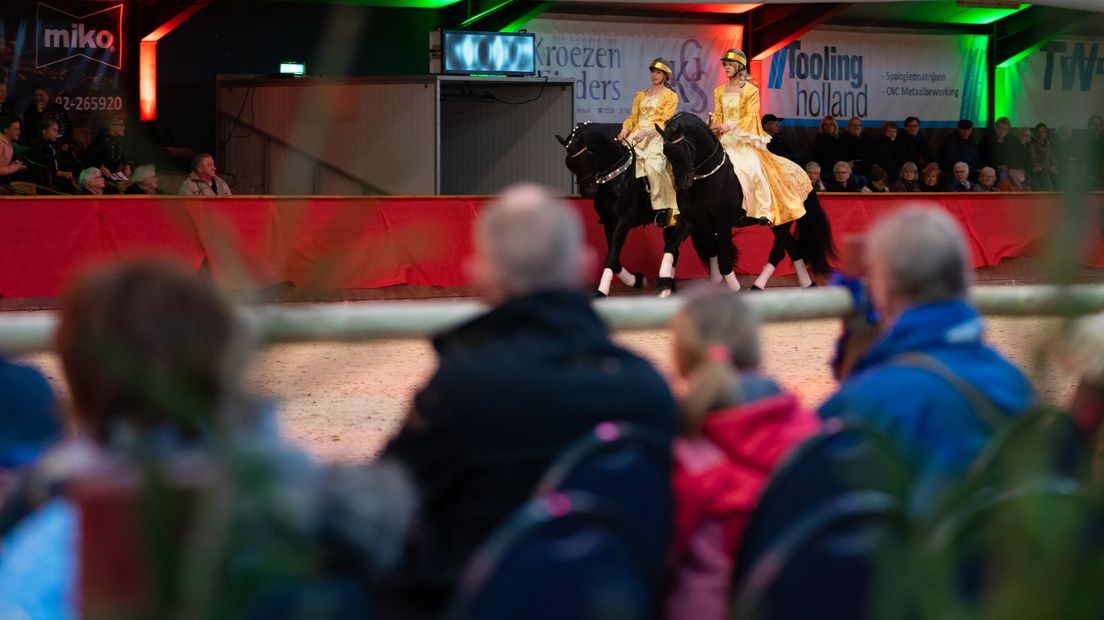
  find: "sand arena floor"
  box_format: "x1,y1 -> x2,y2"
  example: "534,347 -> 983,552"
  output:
15,313 -> 1077,464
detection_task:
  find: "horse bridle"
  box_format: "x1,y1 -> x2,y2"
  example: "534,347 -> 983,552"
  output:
564,125 -> 634,186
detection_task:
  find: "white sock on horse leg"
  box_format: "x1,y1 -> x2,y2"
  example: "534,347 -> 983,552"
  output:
723,272 -> 741,291
659,253 -> 675,279
753,263 -> 776,289
793,259 -> 814,288
616,268 -> 637,287
598,268 -> 614,295
709,257 -> 722,283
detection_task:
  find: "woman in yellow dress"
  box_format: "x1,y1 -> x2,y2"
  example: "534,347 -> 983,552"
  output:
711,49 -> 809,227
617,58 -> 680,227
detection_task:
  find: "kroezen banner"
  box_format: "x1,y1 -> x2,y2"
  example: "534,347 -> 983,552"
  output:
759,30 -> 988,128
997,38 -> 1104,127
528,16 -> 743,124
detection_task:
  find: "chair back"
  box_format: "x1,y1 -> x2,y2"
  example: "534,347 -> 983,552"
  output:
451,492 -> 653,620
732,491 -> 911,620
532,421 -> 671,575
735,420 -> 911,585
927,478 -> 1104,614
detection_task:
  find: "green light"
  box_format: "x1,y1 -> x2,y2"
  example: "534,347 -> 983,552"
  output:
459,0 -> 515,28
499,0 -> 552,33
959,5 -> 1029,25
279,62 -> 306,75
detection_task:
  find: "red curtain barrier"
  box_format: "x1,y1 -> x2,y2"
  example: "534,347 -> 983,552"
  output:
0,193 -> 1101,299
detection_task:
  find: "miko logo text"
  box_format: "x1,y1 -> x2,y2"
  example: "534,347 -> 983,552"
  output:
36,3 -> 124,70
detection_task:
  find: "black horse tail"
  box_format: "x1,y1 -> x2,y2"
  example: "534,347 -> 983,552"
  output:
793,189 -> 837,277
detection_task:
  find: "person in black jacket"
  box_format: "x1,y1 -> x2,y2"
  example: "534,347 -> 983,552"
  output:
869,122 -> 904,181
762,113 -> 798,163
979,117 -> 1019,172
378,184 -> 677,619
30,119 -> 75,191
840,116 -> 873,177
809,115 -> 847,173
825,160 -> 863,192
899,116 -> 934,168
939,119 -> 983,176
84,116 -> 131,180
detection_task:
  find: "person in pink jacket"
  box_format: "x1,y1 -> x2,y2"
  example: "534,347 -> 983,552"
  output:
666,286 -> 820,620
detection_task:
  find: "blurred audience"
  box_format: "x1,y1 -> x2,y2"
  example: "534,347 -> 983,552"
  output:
762,114 -> 798,164
667,286 -> 819,620
869,122 -> 903,182
862,165 -> 890,193
0,116 -> 27,182
841,116 -> 872,177
84,116 -> 131,181
939,119 -> 982,175
76,167 -> 113,195
0,82 -> 12,118
997,166 -> 1032,192
1029,123 -> 1059,191
22,86 -> 73,152
378,183 -> 676,619
980,117 -> 1017,171
810,116 -> 846,175
31,119 -> 75,191
919,164 -> 942,192
820,207 -> 1034,514
899,116 -> 934,169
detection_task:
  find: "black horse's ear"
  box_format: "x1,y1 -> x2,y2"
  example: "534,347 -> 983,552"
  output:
556,134 -> 569,146
654,123 -> 666,140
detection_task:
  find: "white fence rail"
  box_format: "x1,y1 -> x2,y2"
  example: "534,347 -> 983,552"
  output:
2,285 -> 1103,354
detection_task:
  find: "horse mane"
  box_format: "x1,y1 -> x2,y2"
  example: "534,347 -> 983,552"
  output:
666,112 -> 717,149
575,124 -> 621,163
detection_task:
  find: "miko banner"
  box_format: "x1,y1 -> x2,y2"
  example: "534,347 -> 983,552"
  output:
1,0 -> 127,130
759,29 -> 988,128
527,16 -> 743,124
996,38 -> 1104,127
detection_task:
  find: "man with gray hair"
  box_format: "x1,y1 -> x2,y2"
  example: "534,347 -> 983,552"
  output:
379,183 -> 676,618
820,206 -> 1033,512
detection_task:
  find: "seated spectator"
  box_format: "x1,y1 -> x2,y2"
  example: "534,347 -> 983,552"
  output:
825,161 -> 862,192
939,119 -> 983,175
0,82 -> 12,118
0,115 -> 28,183
889,162 -> 920,192
762,114 -> 798,163
919,163 -> 942,192
1061,312 -> 1104,461
76,167 -> 115,195
1029,123 -> 1059,191
869,122 -> 903,182
841,116 -> 872,176
667,286 -> 819,620
0,352 -> 59,521
809,116 -> 846,174
899,116 -> 933,168
974,167 -> 998,192
178,153 -> 231,196
83,116 -> 131,180
820,207 -> 1034,514
378,184 -> 676,619
0,258 -> 415,618
946,162 -> 973,192
31,119 -> 75,191
22,86 -> 74,151
862,165 -> 890,193
980,117 -> 1018,171
805,161 -> 826,192
124,165 -> 160,195
997,167 -> 1032,192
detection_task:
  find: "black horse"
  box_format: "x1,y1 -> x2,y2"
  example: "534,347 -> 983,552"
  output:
656,112 -> 763,291
556,122 -> 708,296
659,112 -> 837,290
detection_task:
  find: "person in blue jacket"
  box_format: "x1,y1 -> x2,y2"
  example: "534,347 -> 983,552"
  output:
819,207 -> 1034,514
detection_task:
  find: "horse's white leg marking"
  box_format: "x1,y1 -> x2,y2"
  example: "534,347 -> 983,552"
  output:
616,268 -> 637,287
723,272 -> 741,291
793,259 -> 814,288
709,256 -> 722,284
598,268 -> 614,295
753,263 -> 775,289
659,253 -> 675,278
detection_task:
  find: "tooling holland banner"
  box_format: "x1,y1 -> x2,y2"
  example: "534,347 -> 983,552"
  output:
527,16 -> 743,124
996,38 -> 1104,127
759,29 -> 988,128
1,1 -> 127,129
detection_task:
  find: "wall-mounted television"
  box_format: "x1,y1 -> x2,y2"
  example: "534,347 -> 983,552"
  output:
441,30 -> 536,77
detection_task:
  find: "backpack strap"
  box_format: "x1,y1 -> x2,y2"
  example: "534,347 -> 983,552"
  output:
889,352 -> 1009,433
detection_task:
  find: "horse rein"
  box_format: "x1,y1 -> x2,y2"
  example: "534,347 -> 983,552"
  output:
692,140 -> 726,181
564,132 -> 634,187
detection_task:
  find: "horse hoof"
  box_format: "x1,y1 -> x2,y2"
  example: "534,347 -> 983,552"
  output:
593,289 -> 608,298
658,289 -> 674,299
632,272 -> 646,289
656,277 -> 677,297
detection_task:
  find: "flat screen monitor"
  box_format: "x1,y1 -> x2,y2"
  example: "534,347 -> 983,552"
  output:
441,30 -> 536,77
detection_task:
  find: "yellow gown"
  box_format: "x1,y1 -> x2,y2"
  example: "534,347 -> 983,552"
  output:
712,83 -> 809,226
622,89 -> 679,215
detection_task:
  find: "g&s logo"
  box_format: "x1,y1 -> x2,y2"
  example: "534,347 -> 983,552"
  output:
36,3 -> 124,70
